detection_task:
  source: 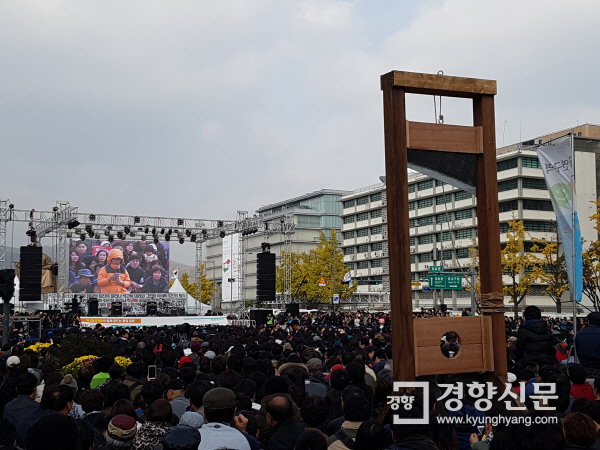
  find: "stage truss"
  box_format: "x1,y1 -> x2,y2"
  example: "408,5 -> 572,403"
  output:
0,200 -> 296,312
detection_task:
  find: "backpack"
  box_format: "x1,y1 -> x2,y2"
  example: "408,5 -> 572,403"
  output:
334,430 -> 355,449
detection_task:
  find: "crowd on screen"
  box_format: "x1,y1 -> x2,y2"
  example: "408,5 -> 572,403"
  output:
68,240 -> 170,295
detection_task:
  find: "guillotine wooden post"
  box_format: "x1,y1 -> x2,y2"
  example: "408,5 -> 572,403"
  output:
381,71 -> 507,382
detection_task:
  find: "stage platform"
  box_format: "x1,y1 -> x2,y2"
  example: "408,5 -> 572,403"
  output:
79,315 -> 228,328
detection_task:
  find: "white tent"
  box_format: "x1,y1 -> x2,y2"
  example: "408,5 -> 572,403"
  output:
10,276 -> 43,313
170,278 -> 211,315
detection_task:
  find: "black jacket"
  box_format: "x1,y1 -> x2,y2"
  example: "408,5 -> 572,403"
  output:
576,326 -> 600,369
514,319 -> 555,368
266,418 -> 306,450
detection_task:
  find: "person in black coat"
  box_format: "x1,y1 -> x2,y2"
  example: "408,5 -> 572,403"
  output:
575,312 -> 600,370
265,396 -> 306,450
514,305 -> 555,372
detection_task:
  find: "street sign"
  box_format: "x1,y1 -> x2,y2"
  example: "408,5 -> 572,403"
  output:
430,266 -> 444,272
428,274 -> 463,290
318,276 -> 327,287
333,294 -> 340,304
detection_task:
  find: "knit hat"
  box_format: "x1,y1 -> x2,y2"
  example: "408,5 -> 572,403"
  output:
179,411 -> 204,428
178,356 -> 193,368
306,358 -> 323,373
190,341 -> 202,352
162,425 -> 201,450
202,387 -> 236,410
61,374 -> 78,389
108,414 -> 137,441
6,356 -> 20,368
204,350 -> 216,360
264,376 -> 290,396
325,364 -> 345,380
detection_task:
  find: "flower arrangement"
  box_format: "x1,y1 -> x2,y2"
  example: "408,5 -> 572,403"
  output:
62,355 -> 98,376
115,356 -> 132,368
24,342 -> 54,353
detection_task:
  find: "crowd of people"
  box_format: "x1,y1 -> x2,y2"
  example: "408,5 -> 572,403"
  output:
68,240 -> 170,295
0,305 -> 600,449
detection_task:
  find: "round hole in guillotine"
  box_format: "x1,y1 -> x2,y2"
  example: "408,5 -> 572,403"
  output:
440,331 -> 461,358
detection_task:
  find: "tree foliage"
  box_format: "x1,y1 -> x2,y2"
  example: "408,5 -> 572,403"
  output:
466,239 -> 481,313
276,230 -> 356,308
501,218 -> 545,318
536,232 -> 569,313
583,199 -> 600,311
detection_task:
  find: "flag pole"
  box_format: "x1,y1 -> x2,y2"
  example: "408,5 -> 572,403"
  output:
571,132 -> 578,353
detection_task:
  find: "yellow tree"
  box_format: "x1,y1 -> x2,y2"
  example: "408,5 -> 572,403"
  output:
275,251 -> 311,305
582,199 -> 600,311
196,264 -> 217,305
501,218 -> 545,319
536,235 -> 569,313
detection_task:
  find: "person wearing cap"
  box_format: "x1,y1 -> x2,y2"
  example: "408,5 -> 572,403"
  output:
4,372 -> 39,428
69,268 -> 95,294
104,414 -> 138,449
162,425 -> 201,450
199,387 -> 260,450
97,249 -> 131,294
167,379 -> 190,420
576,312 -> 600,372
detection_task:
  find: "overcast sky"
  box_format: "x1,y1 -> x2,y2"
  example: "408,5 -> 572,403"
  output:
2,0 -> 600,256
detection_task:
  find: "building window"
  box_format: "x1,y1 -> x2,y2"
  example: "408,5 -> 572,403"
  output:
497,158 -> 518,172
418,216 -> 434,226
357,261 -> 369,270
357,196 -> 369,205
418,198 -> 434,208
436,213 -> 451,223
371,226 -> 382,235
346,262 -> 354,270
372,259 -> 383,268
524,221 -> 555,232
409,201 -> 416,211
371,192 -> 382,202
357,228 -> 369,238
419,235 -> 434,244
442,250 -> 453,260
499,200 -> 518,213
455,209 -> 473,220
371,209 -> 382,219
344,247 -> 355,255
420,252 -> 433,262
521,156 -> 541,168
357,244 -> 369,253
498,179 -> 518,192
371,242 -> 383,251
357,212 -> 369,221
435,179 -> 445,187
456,248 -> 470,259
410,237 -> 416,245
410,254 -> 416,263
343,199 -> 355,208
418,180 -> 433,191
343,231 -> 355,239
437,231 -> 452,242
436,194 -> 452,205
500,223 -> 509,234
408,183 -> 416,193
455,228 -> 474,239
522,178 -> 547,190
343,215 -> 355,224
523,199 -> 553,211
455,191 -> 472,201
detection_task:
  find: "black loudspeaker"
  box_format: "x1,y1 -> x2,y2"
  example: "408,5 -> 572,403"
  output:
147,302 -> 158,316
88,298 -> 99,316
111,302 -> 122,316
286,303 -> 300,318
256,252 -> 276,303
19,246 -> 42,302
440,304 -> 448,313
250,309 -> 272,327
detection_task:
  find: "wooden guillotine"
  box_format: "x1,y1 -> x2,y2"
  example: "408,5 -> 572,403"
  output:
381,71 -> 507,382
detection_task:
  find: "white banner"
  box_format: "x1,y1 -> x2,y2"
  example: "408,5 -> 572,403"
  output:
221,233 -> 241,303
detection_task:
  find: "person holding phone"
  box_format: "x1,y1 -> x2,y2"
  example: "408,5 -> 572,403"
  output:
97,249 -> 131,294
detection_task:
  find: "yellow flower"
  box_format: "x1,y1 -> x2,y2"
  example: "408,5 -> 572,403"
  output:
115,356 -> 132,368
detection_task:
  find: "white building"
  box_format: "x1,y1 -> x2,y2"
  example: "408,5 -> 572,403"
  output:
341,124 -> 600,313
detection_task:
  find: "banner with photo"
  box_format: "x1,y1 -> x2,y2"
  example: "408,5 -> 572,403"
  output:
68,238 -> 170,295
221,233 -> 241,303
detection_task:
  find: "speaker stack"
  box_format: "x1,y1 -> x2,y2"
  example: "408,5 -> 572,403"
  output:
88,298 -> 99,316
256,252 -> 276,304
19,246 -> 42,302
250,309 -> 273,327
286,303 -> 300,318
147,301 -> 158,316
110,302 -> 122,316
